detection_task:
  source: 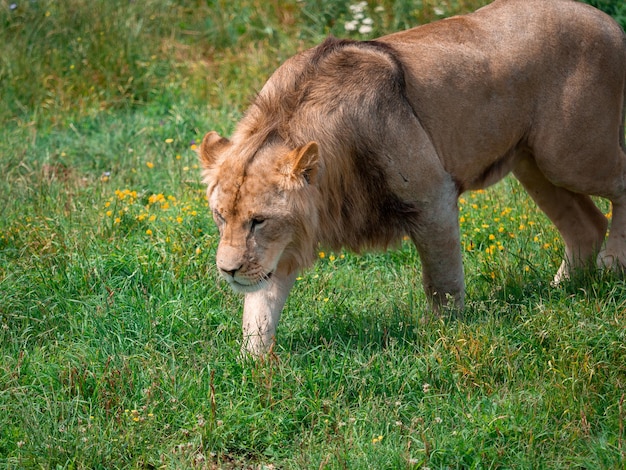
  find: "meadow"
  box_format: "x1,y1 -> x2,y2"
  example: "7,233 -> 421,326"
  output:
1,0 -> 625,468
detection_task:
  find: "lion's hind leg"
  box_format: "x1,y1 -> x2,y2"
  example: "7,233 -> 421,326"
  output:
513,154 -> 608,284
597,197 -> 626,273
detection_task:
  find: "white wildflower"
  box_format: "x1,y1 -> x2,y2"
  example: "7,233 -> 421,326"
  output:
345,20 -> 358,32
349,1 -> 367,13
346,2 -> 376,36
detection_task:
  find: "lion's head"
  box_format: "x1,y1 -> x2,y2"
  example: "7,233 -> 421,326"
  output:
200,130 -> 320,292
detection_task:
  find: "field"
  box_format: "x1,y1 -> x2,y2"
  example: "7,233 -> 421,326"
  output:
1,0 -> 626,468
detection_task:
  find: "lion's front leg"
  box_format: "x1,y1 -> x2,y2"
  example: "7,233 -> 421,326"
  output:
241,266 -> 297,356
410,186 -> 465,314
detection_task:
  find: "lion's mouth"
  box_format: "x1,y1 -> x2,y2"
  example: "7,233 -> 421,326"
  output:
226,271 -> 273,293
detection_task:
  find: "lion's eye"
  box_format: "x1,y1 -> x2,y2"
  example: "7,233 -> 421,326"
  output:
251,218 -> 266,230
214,210 -> 225,225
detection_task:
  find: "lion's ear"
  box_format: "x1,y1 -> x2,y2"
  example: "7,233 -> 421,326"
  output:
199,131 -> 230,169
280,142 -> 319,188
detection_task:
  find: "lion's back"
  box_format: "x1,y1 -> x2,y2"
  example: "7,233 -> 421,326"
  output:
376,0 -> 626,188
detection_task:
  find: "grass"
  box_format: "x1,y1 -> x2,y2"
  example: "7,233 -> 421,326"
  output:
1,0 -> 626,468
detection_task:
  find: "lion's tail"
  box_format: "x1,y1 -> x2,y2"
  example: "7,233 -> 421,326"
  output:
621,34 -> 626,153
622,79 -> 626,153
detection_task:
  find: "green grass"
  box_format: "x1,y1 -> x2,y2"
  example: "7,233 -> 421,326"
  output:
1,0 -> 626,468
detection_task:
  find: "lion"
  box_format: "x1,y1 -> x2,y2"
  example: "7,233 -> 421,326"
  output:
200,0 -> 626,356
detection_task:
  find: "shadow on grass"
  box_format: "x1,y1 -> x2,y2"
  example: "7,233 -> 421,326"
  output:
281,265 -> 626,356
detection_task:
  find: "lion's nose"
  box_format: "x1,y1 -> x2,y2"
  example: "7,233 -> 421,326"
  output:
216,244 -> 245,278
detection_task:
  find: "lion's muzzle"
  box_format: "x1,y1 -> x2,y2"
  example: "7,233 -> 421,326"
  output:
216,250 -> 274,293
219,268 -> 274,294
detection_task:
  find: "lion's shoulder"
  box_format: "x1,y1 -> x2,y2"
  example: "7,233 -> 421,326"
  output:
243,36 -> 412,150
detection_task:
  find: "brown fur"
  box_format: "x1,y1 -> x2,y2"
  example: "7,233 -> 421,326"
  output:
201,0 -> 626,355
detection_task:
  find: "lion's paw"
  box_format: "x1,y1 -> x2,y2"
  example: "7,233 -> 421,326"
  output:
596,250 -> 626,274
551,260 -> 570,287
